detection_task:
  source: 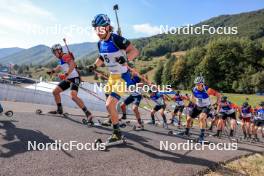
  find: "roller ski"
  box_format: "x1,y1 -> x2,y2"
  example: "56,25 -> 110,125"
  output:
100,119 -> 112,127
0,104 -> 13,117
132,124 -> 144,131
36,109 -> 69,118
0,110 -> 14,117
82,118 -> 101,127
95,131 -> 127,150
168,130 -> 190,137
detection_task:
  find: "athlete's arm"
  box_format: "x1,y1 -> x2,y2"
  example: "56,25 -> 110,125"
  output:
125,44 -> 139,61
95,56 -> 104,67
113,34 -> 139,61
53,65 -> 61,73
207,88 -> 221,102
62,54 -> 75,76
65,59 -> 75,76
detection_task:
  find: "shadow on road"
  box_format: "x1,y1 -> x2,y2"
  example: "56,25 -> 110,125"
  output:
0,120 -> 73,158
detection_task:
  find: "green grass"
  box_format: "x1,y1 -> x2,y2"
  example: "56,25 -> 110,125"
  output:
206,153 -> 264,176
170,90 -> 263,107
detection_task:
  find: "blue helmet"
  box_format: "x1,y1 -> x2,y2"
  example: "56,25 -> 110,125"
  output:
92,14 -> 110,27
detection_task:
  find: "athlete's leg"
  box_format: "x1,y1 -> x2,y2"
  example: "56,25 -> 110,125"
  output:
229,119 -> 236,137
177,111 -> 182,126
246,121 -> 251,138
241,119 -> 247,138
160,108 -> 167,124
52,86 -> 64,113
150,109 -> 157,124
198,111 -> 208,141
132,104 -> 142,126
70,90 -> 92,119
105,95 -> 122,141
185,115 -> 193,135
120,103 -> 127,119
170,110 -> 176,124
106,95 -> 119,125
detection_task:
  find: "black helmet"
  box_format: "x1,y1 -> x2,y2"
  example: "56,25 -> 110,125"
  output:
243,102 -> 249,107
259,101 -> 264,107
221,96 -> 228,102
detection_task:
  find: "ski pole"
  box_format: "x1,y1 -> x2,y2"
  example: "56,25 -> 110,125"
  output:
63,38 -> 75,59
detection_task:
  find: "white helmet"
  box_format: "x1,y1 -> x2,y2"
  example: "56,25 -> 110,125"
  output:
194,76 -> 205,84
51,44 -> 63,54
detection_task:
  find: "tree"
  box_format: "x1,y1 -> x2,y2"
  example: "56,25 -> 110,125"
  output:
153,61 -> 164,85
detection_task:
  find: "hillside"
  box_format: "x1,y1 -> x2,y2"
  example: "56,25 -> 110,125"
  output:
0,47 -> 24,59
0,42 -> 97,65
133,8 -> 264,58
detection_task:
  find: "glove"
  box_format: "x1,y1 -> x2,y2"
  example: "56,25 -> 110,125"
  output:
88,64 -> 97,73
115,56 -> 126,64
46,70 -> 55,76
58,73 -> 67,80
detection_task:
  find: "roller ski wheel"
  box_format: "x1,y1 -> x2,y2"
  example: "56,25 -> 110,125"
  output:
63,112 -> 69,118
4,110 -> 13,117
168,130 -> 184,136
119,123 -> 127,128
95,136 -> 126,150
132,125 -> 144,131
82,118 -> 94,126
36,109 -> 42,115
193,138 -> 210,144
105,135 -> 127,147
168,130 -> 173,135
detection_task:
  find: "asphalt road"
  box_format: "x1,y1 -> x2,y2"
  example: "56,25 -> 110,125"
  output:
0,101 -> 263,176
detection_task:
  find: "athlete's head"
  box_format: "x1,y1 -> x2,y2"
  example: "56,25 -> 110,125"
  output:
194,76 -> 205,91
175,90 -> 180,96
242,102 -> 249,108
221,96 -> 228,103
51,44 -> 63,58
92,14 -> 112,40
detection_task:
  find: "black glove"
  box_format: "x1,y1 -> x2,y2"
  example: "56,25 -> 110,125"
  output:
115,56 -> 126,64
46,70 -> 55,76
88,64 -> 97,73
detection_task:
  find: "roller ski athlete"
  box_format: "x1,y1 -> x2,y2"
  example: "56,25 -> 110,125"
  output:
239,102 -> 254,140
251,102 -> 264,142
148,90 -> 168,129
215,96 -> 238,138
170,91 -> 188,128
89,14 -> 139,145
120,71 -> 144,130
48,44 -> 94,125
179,76 -> 221,143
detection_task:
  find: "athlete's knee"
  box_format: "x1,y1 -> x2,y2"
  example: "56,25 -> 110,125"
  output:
199,113 -> 207,121
132,106 -> 138,112
52,89 -> 59,96
187,116 -> 192,123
